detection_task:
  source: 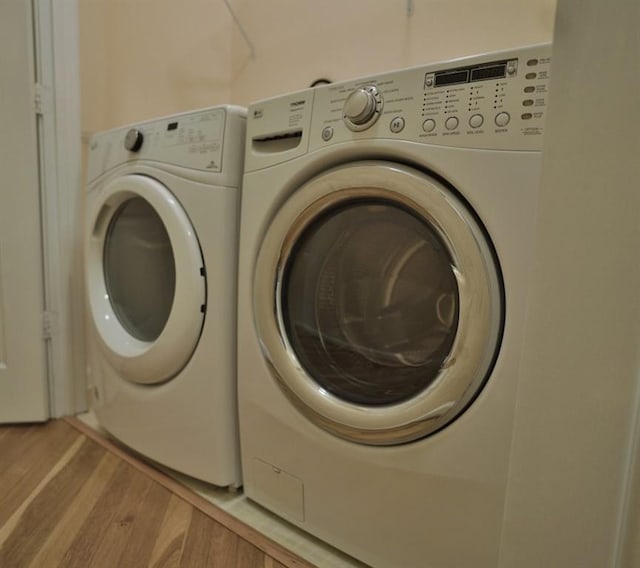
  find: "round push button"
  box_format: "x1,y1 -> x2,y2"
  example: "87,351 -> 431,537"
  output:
469,114 -> 484,129
321,126 -> 334,141
422,119 -> 436,133
445,116 -> 459,131
390,116 -> 405,133
495,112 -> 511,127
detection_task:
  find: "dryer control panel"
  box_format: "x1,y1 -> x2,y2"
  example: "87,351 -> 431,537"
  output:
86,106 -> 246,184
307,43 -> 551,152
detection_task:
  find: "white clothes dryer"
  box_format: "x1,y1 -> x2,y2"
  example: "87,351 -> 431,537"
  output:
238,46 -> 551,566
86,106 -> 245,487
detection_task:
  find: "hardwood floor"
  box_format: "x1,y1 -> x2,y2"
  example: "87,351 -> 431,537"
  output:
0,419 -> 311,568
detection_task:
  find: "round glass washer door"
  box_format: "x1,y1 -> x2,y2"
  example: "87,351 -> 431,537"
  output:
86,174 -> 205,384
254,161 -> 504,445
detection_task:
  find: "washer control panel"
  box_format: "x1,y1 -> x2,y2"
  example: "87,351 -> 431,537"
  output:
309,44 -> 551,152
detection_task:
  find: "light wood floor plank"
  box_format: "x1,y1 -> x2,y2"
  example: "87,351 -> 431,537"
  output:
0,436 -> 100,566
209,519 -> 242,568
237,537 -> 268,567
28,450 -> 121,567
0,427 -> 13,443
65,417 -> 315,568
0,419 -> 317,568
84,465 -> 157,568
115,476 -> 172,566
0,421 -> 79,527
59,460 -> 133,567
180,507 -> 222,566
0,434 -> 85,543
0,425 -> 39,477
265,557 -> 290,568
149,494 -> 193,568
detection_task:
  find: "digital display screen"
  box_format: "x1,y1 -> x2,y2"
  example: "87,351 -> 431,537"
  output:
428,59 -> 513,89
470,65 -> 506,82
434,70 -> 469,87
167,122 -> 178,131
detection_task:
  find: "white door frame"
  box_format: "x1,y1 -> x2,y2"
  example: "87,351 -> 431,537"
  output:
34,0 -> 84,417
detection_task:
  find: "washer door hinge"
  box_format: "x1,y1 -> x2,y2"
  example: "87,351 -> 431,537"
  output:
34,82 -> 52,116
42,310 -> 58,340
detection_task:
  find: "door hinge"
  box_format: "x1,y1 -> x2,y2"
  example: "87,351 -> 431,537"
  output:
42,311 -> 58,340
34,83 -> 52,116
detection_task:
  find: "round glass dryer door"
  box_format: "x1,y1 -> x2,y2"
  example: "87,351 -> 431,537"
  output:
254,162 -> 504,445
86,174 -> 206,385
103,196 -> 175,343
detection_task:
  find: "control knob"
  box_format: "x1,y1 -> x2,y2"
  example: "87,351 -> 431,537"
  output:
124,128 -> 144,152
343,86 -> 383,131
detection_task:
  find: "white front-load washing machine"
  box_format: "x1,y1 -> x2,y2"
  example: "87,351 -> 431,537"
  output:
86,105 -> 245,487
238,46 -> 551,566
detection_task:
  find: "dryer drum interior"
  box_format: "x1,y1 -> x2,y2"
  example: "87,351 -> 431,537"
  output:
254,162 -> 504,445
103,196 -> 176,343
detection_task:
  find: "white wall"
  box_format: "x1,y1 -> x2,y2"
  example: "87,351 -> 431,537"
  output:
229,0 -> 556,104
80,0 -> 232,134
79,1 -> 556,129
498,0 -> 640,565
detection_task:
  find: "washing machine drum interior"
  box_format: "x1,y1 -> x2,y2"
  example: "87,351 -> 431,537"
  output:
284,200 -> 460,406
254,162 -> 504,445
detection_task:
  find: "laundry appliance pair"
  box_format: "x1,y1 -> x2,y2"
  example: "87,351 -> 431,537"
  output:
237,43 -> 552,567
84,42 -> 551,567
